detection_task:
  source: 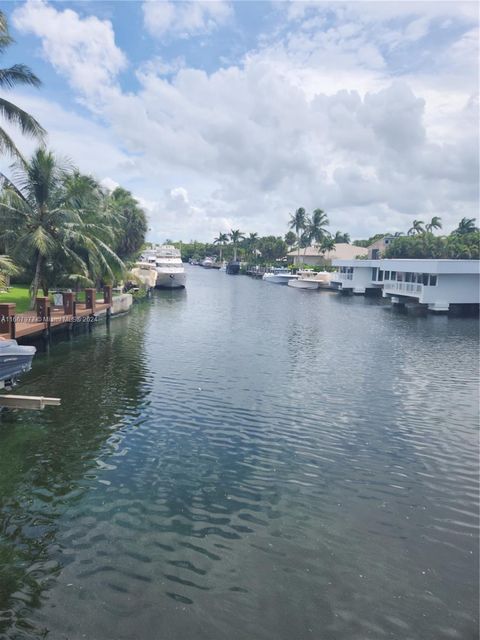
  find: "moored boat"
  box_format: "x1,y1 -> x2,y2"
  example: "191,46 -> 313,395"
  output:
130,262 -> 158,289
141,245 -> 186,289
288,270 -> 332,290
202,257 -> 214,268
262,268 -> 298,284
226,260 -> 240,275
0,339 -> 36,388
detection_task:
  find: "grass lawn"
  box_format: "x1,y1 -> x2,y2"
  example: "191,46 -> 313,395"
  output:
0,285 -> 113,314
0,285 -> 31,313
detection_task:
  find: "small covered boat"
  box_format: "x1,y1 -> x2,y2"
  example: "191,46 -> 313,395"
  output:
0,339 -> 36,388
288,270 -> 332,290
262,268 -> 298,284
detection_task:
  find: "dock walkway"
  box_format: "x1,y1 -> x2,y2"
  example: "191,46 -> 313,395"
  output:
0,287 -> 113,341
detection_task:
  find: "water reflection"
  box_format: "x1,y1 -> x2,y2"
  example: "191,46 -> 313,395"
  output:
0,311 -> 151,638
0,269 -> 478,640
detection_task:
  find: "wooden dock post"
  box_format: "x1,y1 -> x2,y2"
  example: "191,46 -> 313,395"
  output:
85,288 -> 96,312
0,303 -> 15,339
103,285 -> 112,305
63,291 -> 75,315
35,297 -> 49,321
104,285 -> 112,324
85,288 -> 96,332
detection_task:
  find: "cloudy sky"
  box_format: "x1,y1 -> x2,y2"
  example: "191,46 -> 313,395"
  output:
2,0 -> 478,241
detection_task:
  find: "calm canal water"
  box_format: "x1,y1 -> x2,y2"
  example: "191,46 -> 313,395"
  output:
0,266 -> 478,640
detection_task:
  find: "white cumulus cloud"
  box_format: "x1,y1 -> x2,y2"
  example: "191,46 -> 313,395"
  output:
9,0 -> 479,241
142,0 -> 232,39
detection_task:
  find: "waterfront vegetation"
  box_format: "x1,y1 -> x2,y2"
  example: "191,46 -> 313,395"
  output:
0,12 -> 45,159
0,11 -> 147,309
0,149 -> 147,308
177,213 -> 479,267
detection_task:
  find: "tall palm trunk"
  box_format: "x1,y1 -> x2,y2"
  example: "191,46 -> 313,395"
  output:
30,251 -> 43,309
233,245 -> 237,261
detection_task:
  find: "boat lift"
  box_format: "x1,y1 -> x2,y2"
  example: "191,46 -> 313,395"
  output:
0,393 -> 61,410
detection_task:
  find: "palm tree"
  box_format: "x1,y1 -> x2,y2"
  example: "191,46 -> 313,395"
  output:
307,208 -> 330,248
289,207 -> 307,260
246,232 -> 259,261
107,186 -> 147,260
63,173 -> 126,286
0,11 -> 45,159
284,231 -> 296,249
425,216 -> 442,233
0,254 -> 17,290
320,236 -> 336,255
229,229 -> 245,261
334,231 -> 350,243
453,217 -> 478,235
213,232 -> 229,261
407,220 -> 425,236
0,147 -> 123,307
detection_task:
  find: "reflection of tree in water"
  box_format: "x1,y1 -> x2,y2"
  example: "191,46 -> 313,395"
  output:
0,312 -> 150,638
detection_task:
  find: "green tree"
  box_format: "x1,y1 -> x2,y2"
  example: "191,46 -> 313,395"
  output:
320,236 -> 336,255
425,216 -> 442,233
108,187 -> 148,260
0,11 -> 45,159
385,232 -> 479,260
0,254 -> 16,289
307,208 -> 329,247
453,217 -> 478,235
284,230 -> 296,248
408,220 -> 425,236
213,232 -> 229,261
257,236 -> 287,262
289,207 -> 307,260
334,231 -> 350,243
229,229 -> 245,261
0,147 -> 124,306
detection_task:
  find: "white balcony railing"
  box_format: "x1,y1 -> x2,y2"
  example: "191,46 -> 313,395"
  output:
332,272 -> 353,281
383,281 -> 423,295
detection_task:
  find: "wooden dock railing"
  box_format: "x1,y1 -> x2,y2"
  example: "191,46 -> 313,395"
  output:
0,285 -> 113,340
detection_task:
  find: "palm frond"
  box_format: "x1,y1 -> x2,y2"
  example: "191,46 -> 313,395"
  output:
0,126 -> 24,161
0,98 -> 45,138
0,64 -> 41,89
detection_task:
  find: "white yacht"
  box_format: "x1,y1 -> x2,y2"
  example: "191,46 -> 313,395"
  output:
141,245 -> 186,289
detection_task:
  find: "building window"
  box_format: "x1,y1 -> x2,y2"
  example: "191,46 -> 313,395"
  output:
372,267 -> 378,280
391,271 -> 396,281
429,275 -> 437,286
384,271 -> 390,280
405,272 -> 412,283
422,273 -> 429,286
378,270 -> 384,281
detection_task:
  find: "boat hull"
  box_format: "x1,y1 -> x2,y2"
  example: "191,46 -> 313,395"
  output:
0,340 -> 36,385
155,271 -> 186,288
288,279 -> 319,289
263,274 -> 298,284
226,261 -> 240,275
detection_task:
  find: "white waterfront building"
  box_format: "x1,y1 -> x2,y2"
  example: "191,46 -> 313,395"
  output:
331,259 -> 480,312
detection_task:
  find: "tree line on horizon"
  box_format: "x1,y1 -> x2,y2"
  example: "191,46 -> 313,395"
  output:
0,11 -> 147,307
175,210 -> 479,264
